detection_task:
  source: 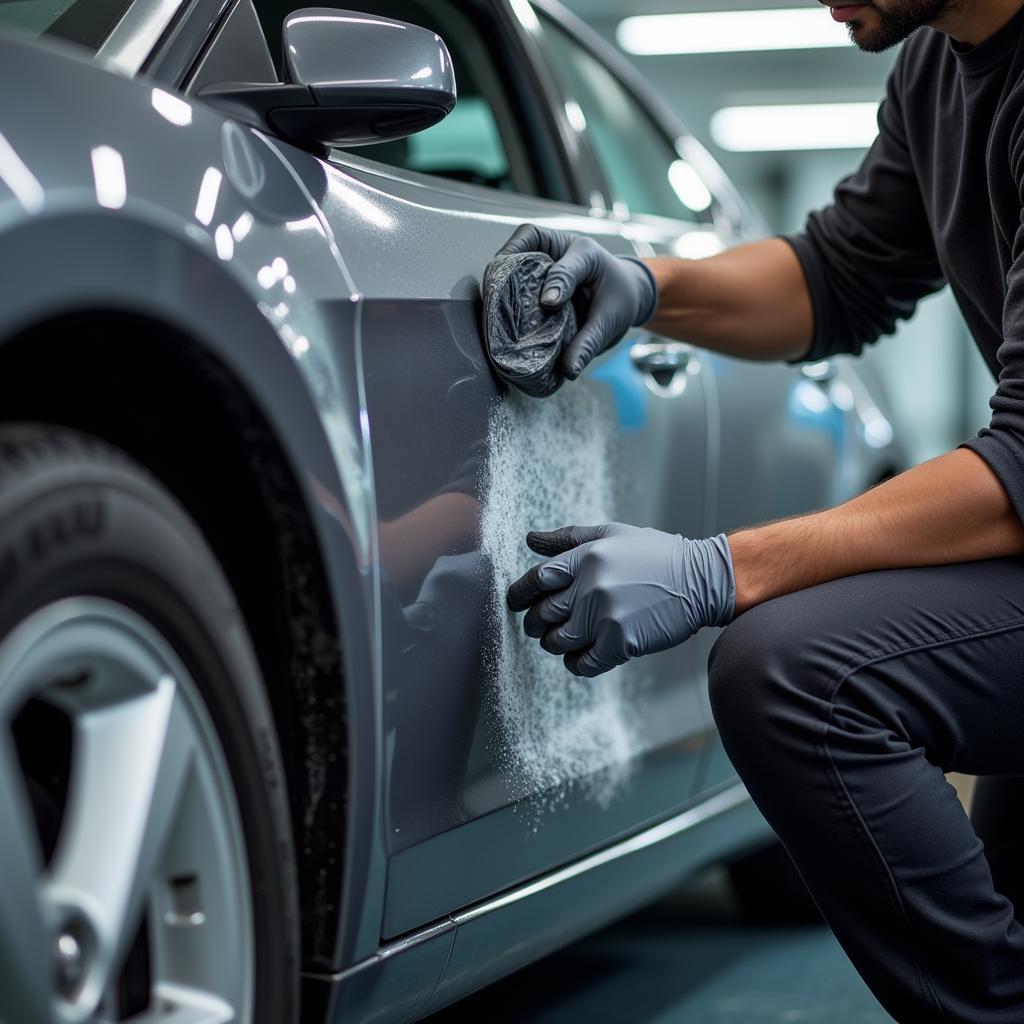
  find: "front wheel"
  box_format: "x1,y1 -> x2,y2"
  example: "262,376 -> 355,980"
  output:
0,425 -> 299,1024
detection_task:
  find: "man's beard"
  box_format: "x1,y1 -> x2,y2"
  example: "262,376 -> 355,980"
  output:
849,0 -> 955,51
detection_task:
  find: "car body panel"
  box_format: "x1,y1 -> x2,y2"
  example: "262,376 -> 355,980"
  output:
321,152 -> 714,935
304,779 -> 762,1024
423,781 -> 758,1018
306,920 -> 457,1024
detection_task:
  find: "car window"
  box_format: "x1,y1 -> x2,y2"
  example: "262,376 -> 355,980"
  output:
532,10 -> 710,224
1,0 -> 131,49
255,0 -> 536,194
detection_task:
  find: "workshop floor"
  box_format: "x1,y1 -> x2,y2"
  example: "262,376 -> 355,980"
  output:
424,866 -> 894,1023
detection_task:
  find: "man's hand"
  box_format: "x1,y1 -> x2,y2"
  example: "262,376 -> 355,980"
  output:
506,523 -> 736,677
494,224 -> 658,380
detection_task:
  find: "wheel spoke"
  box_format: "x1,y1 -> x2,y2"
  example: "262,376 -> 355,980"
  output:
145,983 -> 234,1024
45,675 -> 195,1007
0,731 -> 55,1024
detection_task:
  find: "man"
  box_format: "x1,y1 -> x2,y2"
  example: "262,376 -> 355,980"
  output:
500,0 -> 1024,1020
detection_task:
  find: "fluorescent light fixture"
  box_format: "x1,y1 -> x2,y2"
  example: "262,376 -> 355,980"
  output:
861,405 -> 893,447
287,14 -> 397,27
668,159 -> 712,212
710,101 -> 879,151
194,166 -> 222,225
151,88 -> 192,126
509,0 -> 541,33
795,378 -> 831,414
91,145 -> 126,210
0,131 -> 44,214
214,223 -> 234,260
564,100 -> 587,133
672,230 -> 725,259
232,212 -> 254,242
618,9 -> 850,55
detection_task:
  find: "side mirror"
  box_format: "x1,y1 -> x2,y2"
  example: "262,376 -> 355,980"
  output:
198,8 -> 457,153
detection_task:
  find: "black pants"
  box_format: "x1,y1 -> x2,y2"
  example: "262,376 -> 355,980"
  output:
708,556 -> 1024,1023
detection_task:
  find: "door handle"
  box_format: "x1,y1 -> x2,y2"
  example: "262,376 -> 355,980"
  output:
630,340 -> 695,389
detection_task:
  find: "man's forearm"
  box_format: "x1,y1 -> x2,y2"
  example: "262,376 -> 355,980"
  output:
728,448 -> 1024,614
645,238 -> 814,362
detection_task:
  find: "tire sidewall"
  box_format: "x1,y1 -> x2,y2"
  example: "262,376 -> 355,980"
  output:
0,433 -> 299,1024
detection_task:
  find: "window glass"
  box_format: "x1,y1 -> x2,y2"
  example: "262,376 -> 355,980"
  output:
534,12 -> 710,224
1,0 -> 130,49
256,0 -> 530,192
0,0 -> 76,36
404,96 -> 508,183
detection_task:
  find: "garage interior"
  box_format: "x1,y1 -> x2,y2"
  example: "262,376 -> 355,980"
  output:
0,0 -> 1014,1018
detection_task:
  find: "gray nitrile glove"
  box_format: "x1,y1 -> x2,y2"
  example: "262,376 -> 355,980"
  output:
495,224 -> 658,380
506,523 -> 735,678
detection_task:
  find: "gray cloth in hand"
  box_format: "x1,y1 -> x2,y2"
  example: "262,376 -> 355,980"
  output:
482,251 -> 578,398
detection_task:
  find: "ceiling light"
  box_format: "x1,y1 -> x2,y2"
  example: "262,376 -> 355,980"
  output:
194,166 -> 222,225
214,223 -> 234,260
509,0 -> 541,34
672,230 -> 725,259
668,160 -> 712,212
710,101 -> 879,151
617,9 -> 851,55
151,88 -> 192,126
0,132 -> 44,214
232,212 -> 254,242
564,100 -> 587,133
91,146 -> 126,210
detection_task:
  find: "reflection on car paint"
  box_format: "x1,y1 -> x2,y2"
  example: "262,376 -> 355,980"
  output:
0,131 -> 44,214
590,342 -> 649,431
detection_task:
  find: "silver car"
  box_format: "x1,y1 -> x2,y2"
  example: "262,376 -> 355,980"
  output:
0,1 -> 903,1021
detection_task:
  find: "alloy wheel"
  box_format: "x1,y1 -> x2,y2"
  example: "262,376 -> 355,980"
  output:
0,597 -> 254,1023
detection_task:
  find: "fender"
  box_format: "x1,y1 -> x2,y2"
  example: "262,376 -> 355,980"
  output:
0,39 -> 391,966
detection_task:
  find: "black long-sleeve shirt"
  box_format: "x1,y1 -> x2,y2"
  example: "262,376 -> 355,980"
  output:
785,5 -> 1024,525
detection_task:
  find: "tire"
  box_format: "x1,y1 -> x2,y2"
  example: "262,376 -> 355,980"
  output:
727,840 -> 823,925
0,424 -> 299,1023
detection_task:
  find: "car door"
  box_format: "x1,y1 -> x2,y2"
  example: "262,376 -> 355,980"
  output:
262,0 -> 714,937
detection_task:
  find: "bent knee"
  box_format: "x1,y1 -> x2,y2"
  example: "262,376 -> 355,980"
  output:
707,596 -> 817,749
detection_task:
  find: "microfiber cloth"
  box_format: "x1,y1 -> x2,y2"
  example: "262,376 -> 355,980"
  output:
482,251 -> 578,399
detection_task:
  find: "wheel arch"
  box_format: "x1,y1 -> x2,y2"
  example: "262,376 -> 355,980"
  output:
0,303 -> 359,969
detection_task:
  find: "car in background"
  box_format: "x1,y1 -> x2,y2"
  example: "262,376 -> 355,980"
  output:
0,0 -> 904,1020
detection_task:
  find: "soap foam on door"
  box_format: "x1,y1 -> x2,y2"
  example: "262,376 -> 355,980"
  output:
480,385 -> 642,817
